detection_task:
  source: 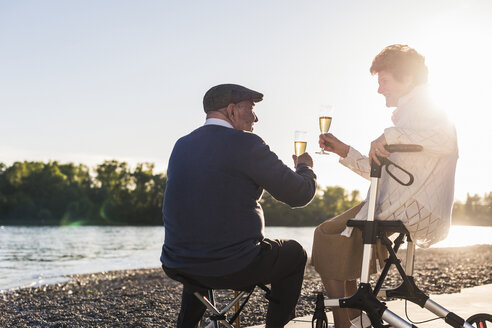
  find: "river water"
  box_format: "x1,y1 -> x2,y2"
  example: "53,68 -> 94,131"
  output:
1,225 -> 491,291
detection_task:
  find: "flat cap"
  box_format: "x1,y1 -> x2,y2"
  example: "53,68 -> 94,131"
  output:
203,84 -> 263,113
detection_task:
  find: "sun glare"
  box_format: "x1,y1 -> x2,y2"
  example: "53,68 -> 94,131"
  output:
422,15 -> 492,125
428,60 -> 491,125
433,225 -> 492,248
414,8 -> 492,200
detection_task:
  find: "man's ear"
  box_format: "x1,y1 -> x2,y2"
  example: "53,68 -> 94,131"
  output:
226,103 -> 235,119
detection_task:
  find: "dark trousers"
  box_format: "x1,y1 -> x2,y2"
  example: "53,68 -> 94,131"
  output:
163,238 -> 307,328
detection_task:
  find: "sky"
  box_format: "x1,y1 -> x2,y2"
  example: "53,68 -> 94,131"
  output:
1,0 -> 491,202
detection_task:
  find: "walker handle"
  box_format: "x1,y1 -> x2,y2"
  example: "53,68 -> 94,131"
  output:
384,144 -> 423,153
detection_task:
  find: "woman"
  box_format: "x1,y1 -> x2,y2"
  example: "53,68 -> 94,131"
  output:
311,44 -> 458,328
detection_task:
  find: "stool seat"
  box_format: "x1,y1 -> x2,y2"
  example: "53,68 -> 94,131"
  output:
163,265 -> 271,328
164,267 -> 257,294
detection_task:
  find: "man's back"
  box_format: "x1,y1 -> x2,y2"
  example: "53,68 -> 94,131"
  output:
162,84 -> 316,328
161,124 -> 316,276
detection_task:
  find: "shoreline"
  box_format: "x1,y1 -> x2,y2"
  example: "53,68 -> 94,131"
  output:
1,245 -> 491,327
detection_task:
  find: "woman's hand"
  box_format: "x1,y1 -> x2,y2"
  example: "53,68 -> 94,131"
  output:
319,133 -> 349,158
369,133 -> 390,165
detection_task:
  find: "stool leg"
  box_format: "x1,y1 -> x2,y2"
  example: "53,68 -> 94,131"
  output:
208,290 -> 219,328
234,291 -> 241,328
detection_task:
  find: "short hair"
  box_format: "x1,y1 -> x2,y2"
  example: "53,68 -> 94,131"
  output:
370,44 -> 428,85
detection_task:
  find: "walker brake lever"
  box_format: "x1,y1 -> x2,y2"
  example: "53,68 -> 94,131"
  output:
376,144 -> 421,186
371,144 -> 421,182
378,157 -> 414,186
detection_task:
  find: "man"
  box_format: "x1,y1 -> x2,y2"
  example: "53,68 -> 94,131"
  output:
161,84 -> 317,328
311,45 -> 458,328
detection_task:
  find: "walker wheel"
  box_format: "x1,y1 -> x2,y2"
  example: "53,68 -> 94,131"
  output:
467,313 -> 492,327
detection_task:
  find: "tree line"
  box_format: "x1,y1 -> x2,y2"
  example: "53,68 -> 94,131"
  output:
452,193 -> 492,226
0,161 -> 490,226
0,161 -> 165,226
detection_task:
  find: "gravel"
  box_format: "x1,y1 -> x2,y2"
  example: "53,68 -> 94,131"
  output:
1,245 -> 491,327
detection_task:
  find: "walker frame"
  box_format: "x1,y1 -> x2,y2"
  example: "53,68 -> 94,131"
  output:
312,144 -> 492,328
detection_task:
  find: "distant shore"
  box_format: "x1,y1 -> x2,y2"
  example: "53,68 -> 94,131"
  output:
1,245 -> 491,328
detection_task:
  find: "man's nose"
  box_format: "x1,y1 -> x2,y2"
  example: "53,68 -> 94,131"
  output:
254,113 -> 258,122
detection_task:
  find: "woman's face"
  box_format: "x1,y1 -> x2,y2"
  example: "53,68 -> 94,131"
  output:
377,70 -> 414,107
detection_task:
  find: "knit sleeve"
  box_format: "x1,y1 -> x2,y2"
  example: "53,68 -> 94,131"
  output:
244,134 -> 317,208
339,146 -> 371,180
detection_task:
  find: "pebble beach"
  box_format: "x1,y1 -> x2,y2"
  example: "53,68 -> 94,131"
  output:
1,245 -> 491,328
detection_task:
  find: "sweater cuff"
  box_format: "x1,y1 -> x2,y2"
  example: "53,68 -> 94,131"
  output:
339,146 -> 358,167
296,163 -> 317,179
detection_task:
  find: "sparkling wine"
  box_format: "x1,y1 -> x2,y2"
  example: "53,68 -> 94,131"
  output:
294,141 -> 307,156
319,116 -> 333,133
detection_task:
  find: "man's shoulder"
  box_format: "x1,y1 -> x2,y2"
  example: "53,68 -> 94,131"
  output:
177,126 -> 266,150
237,130 -> 265,144
198,125 -> 265,143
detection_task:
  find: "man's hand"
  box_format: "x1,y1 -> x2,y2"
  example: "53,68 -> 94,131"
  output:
319,133 -> 350,158
292,152 -> 313,169
369,133 -> 390,165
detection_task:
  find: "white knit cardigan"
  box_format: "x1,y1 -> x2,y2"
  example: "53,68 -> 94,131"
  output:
339,85 -> 459,247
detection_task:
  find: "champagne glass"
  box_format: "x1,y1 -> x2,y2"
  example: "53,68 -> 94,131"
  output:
315,105 -> 334,155
294,130 -> 307,156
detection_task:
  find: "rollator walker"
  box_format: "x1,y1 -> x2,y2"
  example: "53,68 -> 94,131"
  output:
312,144 -> 492,328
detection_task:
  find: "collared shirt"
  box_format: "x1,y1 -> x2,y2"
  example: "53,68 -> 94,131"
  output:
204,118 -> 233,129
339,84 -> 458,248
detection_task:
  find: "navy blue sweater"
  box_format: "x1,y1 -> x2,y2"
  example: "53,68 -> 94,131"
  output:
161,125 -> 317,276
